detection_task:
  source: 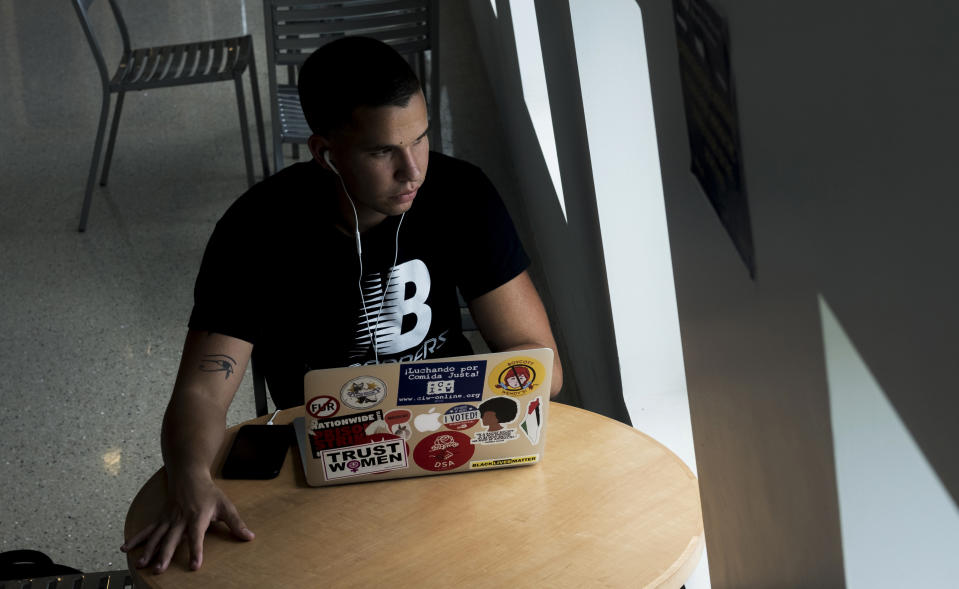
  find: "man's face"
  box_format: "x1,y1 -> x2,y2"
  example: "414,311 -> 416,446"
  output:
325,90 -> 430,226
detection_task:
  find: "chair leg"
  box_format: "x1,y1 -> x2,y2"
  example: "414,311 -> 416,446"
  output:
247,57 -> 270,179
78,91 -> 112,232
273,137 -> 284,175
99,90 -> 125,187
234,75 -> 255,188
272,106 -> 284,173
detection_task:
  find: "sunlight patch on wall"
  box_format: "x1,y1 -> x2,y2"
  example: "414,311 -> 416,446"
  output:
820,295 -> 959,588
508,0 -> 566,220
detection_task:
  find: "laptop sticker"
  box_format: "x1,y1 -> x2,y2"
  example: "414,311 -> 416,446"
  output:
488,357 -> 546,397
519,397 -> 544,445
413,407 -> 442,432
397,360 -> 487,405
321,435 -> 409,481
472,397 -> 520,444
365,418 -> 391,436
385,409 -> 413,440
340,376 -> 387,409
310,409 -> 385,457
469,455 -> 539,470
307,395 -> 340,419
413,431 -> 475,471
443,404 -> 480,431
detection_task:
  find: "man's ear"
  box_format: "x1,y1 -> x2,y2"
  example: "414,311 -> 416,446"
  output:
307,135 -> 332,169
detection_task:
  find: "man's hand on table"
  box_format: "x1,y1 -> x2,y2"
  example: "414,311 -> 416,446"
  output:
121,473 -> 254,573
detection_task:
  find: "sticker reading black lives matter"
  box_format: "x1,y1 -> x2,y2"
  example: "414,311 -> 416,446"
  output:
397,360 -> 487,405
309,409 -> 384,458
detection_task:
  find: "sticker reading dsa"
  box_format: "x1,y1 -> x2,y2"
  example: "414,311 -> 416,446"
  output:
413,431 -> 474,471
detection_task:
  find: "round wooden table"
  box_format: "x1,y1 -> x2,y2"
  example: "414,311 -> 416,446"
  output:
125,403 -> 703,587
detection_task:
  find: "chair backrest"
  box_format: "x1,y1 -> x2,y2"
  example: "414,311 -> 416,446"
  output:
72,0 -> 133,88
264,0 -> 436,68
262,0 -> 441,142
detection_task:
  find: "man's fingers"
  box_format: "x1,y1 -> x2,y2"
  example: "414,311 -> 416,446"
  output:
153,522 -> 186,574
218,503 -> 255,541
186,519 -> 208,571
135,521 -> 169,569
121,522 -> 157,552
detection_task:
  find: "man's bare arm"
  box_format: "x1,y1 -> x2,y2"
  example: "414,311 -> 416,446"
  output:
122,330 -> 254,573
468,271 -> 564,397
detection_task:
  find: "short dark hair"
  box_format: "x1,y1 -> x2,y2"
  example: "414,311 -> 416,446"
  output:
479,397 -> 518,424
297,36 -> 423,137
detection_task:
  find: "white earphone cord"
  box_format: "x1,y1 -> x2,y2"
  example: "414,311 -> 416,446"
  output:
336,172 -> 404,365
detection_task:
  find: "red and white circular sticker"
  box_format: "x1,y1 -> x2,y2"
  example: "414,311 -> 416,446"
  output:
413,431 -> 474,472
306,395 -> 340,419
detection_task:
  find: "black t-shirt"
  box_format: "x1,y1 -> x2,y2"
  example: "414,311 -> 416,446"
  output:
189,151 -> 529,408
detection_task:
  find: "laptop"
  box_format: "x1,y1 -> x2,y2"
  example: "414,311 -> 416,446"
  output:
292,348 -> 553,486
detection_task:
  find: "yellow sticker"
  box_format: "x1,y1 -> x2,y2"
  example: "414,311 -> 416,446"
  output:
469,455 -> 539,469
487,357 -> 545,397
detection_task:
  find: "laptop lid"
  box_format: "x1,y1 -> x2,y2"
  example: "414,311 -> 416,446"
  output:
296,348 -> 553,486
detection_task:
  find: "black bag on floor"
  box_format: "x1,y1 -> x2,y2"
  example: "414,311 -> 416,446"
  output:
0,549 -> 82,581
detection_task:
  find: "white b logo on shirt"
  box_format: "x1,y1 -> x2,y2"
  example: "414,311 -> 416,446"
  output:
350,259 -> 432,358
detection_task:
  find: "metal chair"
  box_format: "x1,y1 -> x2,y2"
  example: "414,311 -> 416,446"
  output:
72,0 -> 270,232
263,0 -> 441,173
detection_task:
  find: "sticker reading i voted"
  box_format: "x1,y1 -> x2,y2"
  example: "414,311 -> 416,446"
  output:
397,360 -> 486,405
413,431 -> 474,471
443,404 -> 480,431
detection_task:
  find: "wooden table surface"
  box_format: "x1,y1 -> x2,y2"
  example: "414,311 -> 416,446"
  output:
125,403 -> 703,588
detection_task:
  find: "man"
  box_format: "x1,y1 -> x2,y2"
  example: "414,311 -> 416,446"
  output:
122,36 -> 562,574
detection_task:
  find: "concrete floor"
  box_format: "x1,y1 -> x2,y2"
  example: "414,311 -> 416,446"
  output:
0,0 -> 516,573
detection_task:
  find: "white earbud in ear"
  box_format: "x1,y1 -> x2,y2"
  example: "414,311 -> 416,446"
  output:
323,150 -> 339,175
324,148 -> 361,254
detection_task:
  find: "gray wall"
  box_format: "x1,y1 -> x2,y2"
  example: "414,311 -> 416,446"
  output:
471,0 -> 959,586
642,0 -> 959,586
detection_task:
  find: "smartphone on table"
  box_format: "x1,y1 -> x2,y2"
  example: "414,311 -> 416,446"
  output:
221,423 -> 292,479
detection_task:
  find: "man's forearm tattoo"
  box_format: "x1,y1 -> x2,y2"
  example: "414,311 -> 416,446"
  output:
199,354 -> 237,379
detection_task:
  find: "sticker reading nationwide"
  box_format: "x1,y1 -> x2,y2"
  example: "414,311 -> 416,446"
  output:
310,409 -> 384,456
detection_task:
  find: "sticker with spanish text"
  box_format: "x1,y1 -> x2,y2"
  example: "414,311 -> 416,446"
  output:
397,360 -> 486,405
